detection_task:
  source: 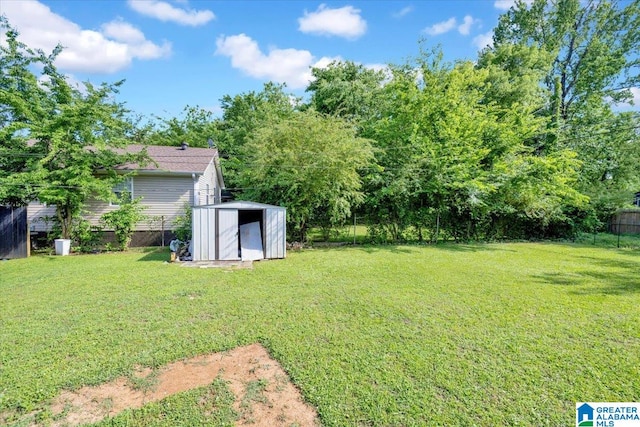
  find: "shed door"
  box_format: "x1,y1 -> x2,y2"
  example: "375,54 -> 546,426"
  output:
217,209 -> 240,260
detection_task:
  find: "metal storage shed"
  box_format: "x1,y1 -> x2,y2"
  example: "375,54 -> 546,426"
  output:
192,201 -> 286,261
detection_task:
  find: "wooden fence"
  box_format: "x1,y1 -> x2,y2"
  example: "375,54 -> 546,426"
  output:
0,206 -> 29,259
609,209 -> 640,235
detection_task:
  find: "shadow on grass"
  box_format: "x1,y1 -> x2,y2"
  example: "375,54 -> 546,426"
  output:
355,245 -> 415,254
137,248 -> 170,262
431,243 -> 517,253
301,242 -> 516,255
575,255 -> 640,271
535,269 -> 640,295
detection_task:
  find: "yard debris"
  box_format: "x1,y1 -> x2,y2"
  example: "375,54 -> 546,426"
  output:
169,239 -> 193,261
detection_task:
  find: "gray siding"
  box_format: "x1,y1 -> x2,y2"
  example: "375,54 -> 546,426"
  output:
131,175 -> 194,231
196,161 -> 221,205
27,202 -> 57,232
28,175 -> 195,232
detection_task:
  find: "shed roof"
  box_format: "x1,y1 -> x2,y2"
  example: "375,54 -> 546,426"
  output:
195,201 -> 286,210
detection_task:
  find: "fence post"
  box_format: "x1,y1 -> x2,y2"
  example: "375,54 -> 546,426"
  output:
161,215 -> 165,247
353,215 -> 356,245
27,220 -> 31,257
617,213 -> 622,248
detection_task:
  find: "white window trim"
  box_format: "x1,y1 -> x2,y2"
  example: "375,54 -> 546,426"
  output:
110,177 -> 133,207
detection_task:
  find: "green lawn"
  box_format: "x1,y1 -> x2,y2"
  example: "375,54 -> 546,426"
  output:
1,243 -> 639,426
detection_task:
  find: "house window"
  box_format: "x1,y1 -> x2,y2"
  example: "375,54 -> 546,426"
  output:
111,177 -> 133,206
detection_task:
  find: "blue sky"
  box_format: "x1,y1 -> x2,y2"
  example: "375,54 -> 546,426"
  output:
2,0 -> 638,120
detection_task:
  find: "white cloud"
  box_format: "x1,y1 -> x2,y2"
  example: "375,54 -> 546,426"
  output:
458,15 -> 477,36
1,0 -> 171,74
101,19 -> 146,44
311,56 -> 343,70
393,6 -> 414,19
494,0 -> 534,10
215,34 -> 339,89
298,4 -> 367,39
473,31 -> 494,50
617,87 -> 640,108
631,87 -> 640,105
425,15 -> 478,36
423,17 -> 457,36
127,0 -> 215,26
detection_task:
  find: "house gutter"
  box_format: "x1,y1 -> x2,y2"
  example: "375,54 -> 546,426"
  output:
192,173 -> 199,206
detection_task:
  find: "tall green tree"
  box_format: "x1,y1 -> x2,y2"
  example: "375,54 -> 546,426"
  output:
0,19 -> 146,238
493,0 -> 639,119
216,82 -> 296,188
367,50 -> 586,241
143,105 -> 218,148
239,110 -> 374,241
488,0 -> 640,218
306,60 -> 386,126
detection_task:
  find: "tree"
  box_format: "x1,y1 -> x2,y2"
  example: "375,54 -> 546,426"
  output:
143,105 -> 218,148
0,18 -> 50,206
306,60 -> 386,126
0,19 -> 147,239
488,0 -> 640,220
493,0 -> 640,120
239,110 -> 374,241
366,49 -> 586,241
216,82 -> 296,188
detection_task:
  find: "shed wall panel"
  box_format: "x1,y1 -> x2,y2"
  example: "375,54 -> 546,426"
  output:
217,209 -> 239,260
192,203 -> 285,261
265,208 -> 286,259
192,207 -> 216,261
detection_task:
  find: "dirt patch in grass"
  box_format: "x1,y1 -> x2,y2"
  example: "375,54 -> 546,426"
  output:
46,344 -> 319,426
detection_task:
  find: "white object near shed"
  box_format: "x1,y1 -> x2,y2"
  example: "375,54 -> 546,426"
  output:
191,201 -> 286,261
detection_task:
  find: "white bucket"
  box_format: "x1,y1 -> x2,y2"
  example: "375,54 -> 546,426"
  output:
54,239 -> 71,256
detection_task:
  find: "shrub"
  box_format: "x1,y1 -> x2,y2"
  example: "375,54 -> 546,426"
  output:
101,197 -> 146,250
173,203 -> 192,241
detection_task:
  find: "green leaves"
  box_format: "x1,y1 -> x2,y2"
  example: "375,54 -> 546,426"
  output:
0,19 -> 148,238
363,50 -> 584,240
101,197 -> 146,251
239,110 -> 374,241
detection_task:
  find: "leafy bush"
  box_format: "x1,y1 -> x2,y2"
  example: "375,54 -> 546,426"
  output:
101,196 -> 146,250
71,217 -> 103,253
173,203 -> 192,241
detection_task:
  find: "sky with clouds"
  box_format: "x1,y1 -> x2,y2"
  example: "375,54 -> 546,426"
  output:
1,0 -> 638,119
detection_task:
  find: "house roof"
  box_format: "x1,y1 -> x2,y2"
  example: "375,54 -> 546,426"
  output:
118,145 -> 219,175
25,139 -> 225,187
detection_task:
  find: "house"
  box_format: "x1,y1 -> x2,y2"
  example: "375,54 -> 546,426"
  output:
28,144 -> 226,246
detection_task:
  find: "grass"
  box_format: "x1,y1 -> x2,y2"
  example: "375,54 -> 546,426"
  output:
1,242 -> 639,426
574,231 -> 640,249
94,377 -> 238,427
